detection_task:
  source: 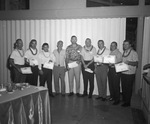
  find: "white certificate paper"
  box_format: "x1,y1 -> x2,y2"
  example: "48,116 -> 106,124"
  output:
94,55 -> 103,63
21,67 -> 32,74
85,68 -> 93,73
30,59 -> 38,66
103,55 -> 116,64
43,62 -> 54,69
115,62 -> 129,73
68,61 -> 78,68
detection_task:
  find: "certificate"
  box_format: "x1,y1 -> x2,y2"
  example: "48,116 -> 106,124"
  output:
68,61 -> 78,68
103,55 -> 116,64
30,59 -> 38,66
85,68 -> 93,73
43,62 -> 54,69
21,67 -> 32,74
94,55 -> 103,63
115,62 -> 129,73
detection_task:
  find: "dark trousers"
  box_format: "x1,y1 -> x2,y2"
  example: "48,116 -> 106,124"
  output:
121,74 -> 135,104
108,67 -> 121,102
82,61 -> 95,96
39,68 -> 52,94
13,65 -> 26,83
26,66 -> 39,86
95,65 -> 108,98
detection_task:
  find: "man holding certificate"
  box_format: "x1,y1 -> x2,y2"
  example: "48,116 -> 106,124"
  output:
80,38 -> 96,98
25,39 -> 39,86
9,39 -> 26,83
38,43 -> 56,97
66,36 -> 82,97
95,40 -> 110,101
108,42 -> 122,105
121,40 -> 138,107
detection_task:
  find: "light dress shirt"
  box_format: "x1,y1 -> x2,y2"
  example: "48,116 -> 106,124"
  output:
24,48 -> 39,66
38,51 -> 56,70
53,49 -> 66,67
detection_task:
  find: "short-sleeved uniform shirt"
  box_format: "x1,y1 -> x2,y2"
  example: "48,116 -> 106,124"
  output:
122,49 -> 138,75
10,49 -> 25,65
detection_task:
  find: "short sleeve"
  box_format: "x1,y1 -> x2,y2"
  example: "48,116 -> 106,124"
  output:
132,51 -> 138,62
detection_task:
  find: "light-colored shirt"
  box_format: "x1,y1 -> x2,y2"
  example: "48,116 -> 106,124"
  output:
53,49 -> 66,67
81,46 -> 96,61
38,51 -> 56,70
97,47 -> 110,56
122,49 -> 138,74
10,49 -> 25,65
110,49 -> 122,63
24,48 -> 39,65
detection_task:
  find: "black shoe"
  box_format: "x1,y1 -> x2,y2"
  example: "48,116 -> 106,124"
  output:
101,98 -> 106,101
68,92 -> 74,96
49,93 -> 55,97
113,101 -> 120,105
88,95 -> 92,98
55,92 -> 59,96
96,96 -> 102,100
109,97 -> 113,101
76,93 -> 81,97
121,103 -> 130,107
61,93 -> 66,96
81,94 -> 87,97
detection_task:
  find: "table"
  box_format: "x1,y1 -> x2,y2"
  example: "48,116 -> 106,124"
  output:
0,85 -> 51,124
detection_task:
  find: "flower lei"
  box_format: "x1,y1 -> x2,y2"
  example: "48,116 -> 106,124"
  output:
29,47 -> 38,55
97,47 -> 106,55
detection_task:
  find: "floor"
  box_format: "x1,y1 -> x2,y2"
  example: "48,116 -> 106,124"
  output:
50,93 -> 146,124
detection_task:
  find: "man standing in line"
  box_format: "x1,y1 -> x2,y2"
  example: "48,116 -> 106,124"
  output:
38,43 -> 56,97
25,39 -> 39,86
9,39 -> 26,83
53,41 -> 66,96
121,40 -> 138,107
80,38 -> 96,98
108,41 -> 122,105
66,35 -> 82,97
95,40 -> 110,101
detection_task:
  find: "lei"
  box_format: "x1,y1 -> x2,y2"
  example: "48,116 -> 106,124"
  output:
84,46 -> 93,52
122,49 -> 132,57
42,51 -> 50,58
17,49 -> 24,57
29,47 -> 38,55
97,47 -> 106,55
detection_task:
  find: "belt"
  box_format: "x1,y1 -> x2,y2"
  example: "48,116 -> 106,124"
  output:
55,64 -> 64,67
97,64 -> 108,67
109,65 -> 115,68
